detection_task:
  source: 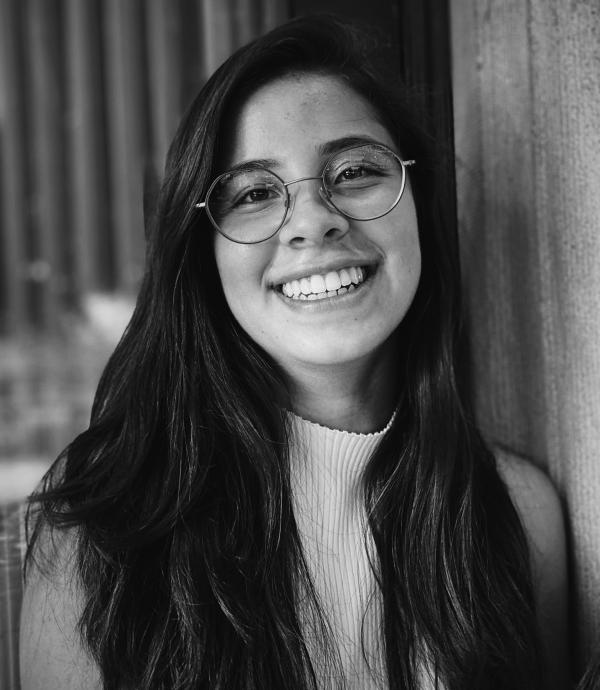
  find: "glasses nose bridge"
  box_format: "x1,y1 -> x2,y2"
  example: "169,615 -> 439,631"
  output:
282,174 -> 331,217
283,174 -> 324,194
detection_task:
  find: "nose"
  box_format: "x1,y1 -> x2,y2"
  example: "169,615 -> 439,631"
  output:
277,176 -> 350,246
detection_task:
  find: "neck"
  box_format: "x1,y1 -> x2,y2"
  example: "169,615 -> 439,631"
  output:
286,340 -> 399,434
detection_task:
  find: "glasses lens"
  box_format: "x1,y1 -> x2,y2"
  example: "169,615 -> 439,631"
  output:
206,169 -> 286,243
323,144 -> 405,220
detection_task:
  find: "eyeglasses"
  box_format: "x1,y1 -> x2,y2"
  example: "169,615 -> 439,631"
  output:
194,143 -> 415,244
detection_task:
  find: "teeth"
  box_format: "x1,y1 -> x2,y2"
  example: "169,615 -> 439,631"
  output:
280,266 -> 368,300
325,271 -> 342,291
310,274 -> 326,294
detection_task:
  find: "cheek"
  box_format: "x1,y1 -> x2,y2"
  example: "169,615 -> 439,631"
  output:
378,214 -> 422,323
213,237 -> 268,320
402,232 -> 421,283
376,204 -> 421,280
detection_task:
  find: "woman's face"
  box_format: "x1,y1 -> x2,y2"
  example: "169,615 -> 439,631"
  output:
213,74 -> 421,378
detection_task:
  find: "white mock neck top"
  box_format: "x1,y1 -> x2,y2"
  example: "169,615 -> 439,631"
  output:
288,412 -> 438,690
288,412 -> 391,689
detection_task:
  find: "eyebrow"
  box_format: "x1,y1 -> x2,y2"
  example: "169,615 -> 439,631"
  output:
319,135 -> 386,156
224,158 -> 280,174
226,135 -> 390,174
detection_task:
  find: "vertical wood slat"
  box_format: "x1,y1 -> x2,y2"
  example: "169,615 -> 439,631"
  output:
0,0 -> 28,332
103,0 -> 147,292
64,0 -> 109,297
259,0 -> 290,34
145,0 -> 184,179
200,0 -> 235,77
25,0 -> 68,328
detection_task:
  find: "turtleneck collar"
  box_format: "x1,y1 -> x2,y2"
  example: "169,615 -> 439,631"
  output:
287,410 -> 395,535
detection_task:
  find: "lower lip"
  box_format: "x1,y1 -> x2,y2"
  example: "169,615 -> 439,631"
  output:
274,268 -> 377,309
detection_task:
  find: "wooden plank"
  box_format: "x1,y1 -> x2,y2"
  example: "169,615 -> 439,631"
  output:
102,0 -> 147,292
451,0 -> 541,453
231,0 -> 259,46
145,0 -> 183,181
178,0 -> 207,104
260,0 -> 290,32
450,0 -> 600,671
25,0 -> 68,329
0,0 -> 29,332
64,0 -> 111,296
199,0 -> 235,76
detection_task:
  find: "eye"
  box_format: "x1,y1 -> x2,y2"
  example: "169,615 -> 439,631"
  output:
217,173 -> 284,212
338,165 -> 369,181
235,186 -> 276,205
328,161 -> 384,188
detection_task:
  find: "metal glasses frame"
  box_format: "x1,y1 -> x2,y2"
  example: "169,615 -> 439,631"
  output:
194,143 -> 416,244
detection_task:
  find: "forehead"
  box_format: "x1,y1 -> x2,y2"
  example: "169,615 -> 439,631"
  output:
223,74 -> 396,168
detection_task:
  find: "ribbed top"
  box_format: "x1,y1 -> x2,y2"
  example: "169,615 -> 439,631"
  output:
288,412 -> 391,689
288,413 -> 439,689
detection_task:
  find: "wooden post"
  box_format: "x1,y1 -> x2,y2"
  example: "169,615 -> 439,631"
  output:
450,0 -> 600,671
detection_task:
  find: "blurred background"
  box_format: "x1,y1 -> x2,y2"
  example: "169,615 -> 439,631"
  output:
1,0 -> 599,680
0,0 -> 288,500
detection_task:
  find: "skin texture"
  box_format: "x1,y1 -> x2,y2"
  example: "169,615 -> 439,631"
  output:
20,530 -> 102,690
19,74 -> 568,690
214,75 -> 421,433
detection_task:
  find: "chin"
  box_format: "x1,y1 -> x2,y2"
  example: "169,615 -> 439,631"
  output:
284,336 -> 391,370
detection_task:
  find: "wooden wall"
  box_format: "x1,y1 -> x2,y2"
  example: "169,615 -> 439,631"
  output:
450,0 -> 600,674
0,0 -> 287,333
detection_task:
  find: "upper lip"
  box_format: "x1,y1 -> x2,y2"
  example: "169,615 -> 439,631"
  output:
268,257 -> 379,287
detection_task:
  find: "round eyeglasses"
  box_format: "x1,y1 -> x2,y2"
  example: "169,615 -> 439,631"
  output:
194,143 -> 415,244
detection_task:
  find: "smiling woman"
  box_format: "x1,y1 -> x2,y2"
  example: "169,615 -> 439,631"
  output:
19,14 -> 567,690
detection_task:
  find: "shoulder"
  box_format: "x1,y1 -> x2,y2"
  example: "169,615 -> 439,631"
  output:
494,448 -> 564,571
494,448 -> 569,689
19,523 -> 102,690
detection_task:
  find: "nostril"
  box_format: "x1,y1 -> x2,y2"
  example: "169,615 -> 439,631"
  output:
288,235 -> 307,246
325,227 -> 345,240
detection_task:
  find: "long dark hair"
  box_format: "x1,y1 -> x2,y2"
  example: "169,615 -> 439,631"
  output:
26,15 -> 542,689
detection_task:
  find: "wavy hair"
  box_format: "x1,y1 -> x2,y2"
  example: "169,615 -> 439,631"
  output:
26,15 -> 542,689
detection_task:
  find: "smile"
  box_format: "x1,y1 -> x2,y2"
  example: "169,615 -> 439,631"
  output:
278,265 -> 370,300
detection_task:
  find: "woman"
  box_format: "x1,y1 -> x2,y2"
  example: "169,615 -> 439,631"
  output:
20,15 -> 567,690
